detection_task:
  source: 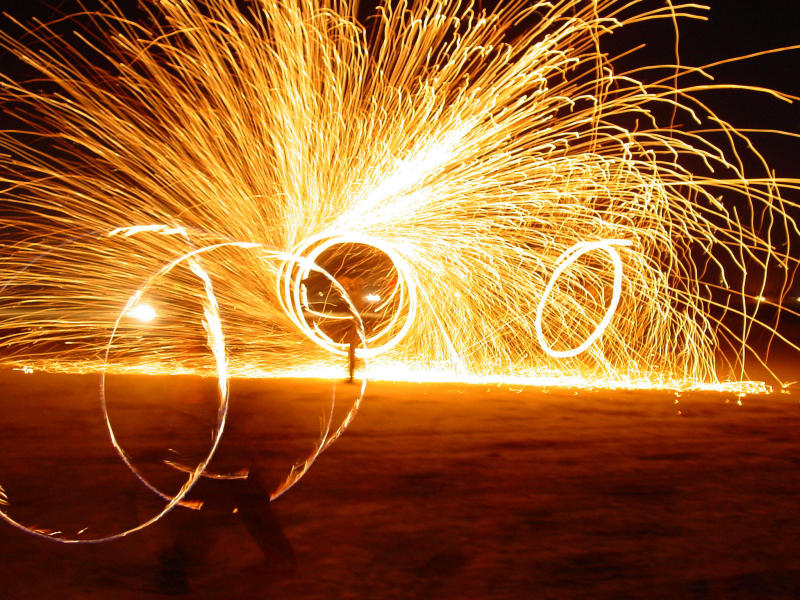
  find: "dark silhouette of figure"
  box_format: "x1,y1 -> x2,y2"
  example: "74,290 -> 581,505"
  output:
347,317 -> 359,383
155,402 -> 296,594
334,274 -> 364,384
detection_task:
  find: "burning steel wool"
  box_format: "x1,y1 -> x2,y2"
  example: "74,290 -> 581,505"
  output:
1,0 -> 798,388
0,0 -> 798,540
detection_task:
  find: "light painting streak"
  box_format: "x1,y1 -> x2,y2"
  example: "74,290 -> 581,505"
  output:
535,239 -> 633,359
0,0 -> 798,541
0,0 -> 795,391
0,235 -> 367,540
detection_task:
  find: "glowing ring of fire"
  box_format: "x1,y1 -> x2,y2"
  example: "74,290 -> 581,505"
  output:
0,239 -> 367,542
278,232 -> 417,358
0,243 -> 235,543
264,249 -> 368,500
99,243 -> 246,519
100,242 -> 368,507
535,239 -> 633,359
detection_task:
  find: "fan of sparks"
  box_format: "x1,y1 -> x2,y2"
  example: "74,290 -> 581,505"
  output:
1,0 -> 798,392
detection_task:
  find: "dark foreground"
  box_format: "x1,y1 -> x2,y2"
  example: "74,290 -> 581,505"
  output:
1,369 -> 799,599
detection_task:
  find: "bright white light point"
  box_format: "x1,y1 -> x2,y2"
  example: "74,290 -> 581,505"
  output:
365,293 -> 381,302
129,303 -> 157,323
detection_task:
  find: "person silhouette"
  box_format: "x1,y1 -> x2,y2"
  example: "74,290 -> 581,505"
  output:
346,316 -> 359,383
155,396 -> 296,594
336,276 -> 367,384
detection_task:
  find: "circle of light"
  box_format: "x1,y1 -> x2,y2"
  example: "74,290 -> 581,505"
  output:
100,241 -> 368,506
0,242 -> 233,543
0,238 -> 367,542
263,248 -> 369,500
99,242 -> 247,518
535,239 -> 633,359
278,232 -> 417,359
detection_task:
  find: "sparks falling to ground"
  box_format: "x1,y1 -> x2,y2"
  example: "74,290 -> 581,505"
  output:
0,0 -> 798,388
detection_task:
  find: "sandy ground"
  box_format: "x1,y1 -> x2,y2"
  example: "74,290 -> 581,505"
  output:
1,369 -> 800,599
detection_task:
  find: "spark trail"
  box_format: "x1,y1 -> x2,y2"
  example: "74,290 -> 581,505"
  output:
0,0 -> 798,544
0,2 -> 798,389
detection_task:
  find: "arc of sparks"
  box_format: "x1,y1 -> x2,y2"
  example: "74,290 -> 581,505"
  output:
0,231 -> 368,541
0,1 -> 798,386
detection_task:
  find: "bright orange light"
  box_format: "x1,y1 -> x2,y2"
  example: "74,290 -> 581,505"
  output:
128,303 -> 157,323
0,1 -> 797,388
0,0 -> 797,542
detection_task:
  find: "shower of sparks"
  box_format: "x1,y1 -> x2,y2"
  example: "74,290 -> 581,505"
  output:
0,0 -> 797,389
0,0 -> 798,539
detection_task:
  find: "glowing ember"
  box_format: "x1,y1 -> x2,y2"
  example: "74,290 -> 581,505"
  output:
128,303 -> 157,323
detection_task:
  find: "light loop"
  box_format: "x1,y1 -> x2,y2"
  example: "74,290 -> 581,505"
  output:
535,239 -> 632,359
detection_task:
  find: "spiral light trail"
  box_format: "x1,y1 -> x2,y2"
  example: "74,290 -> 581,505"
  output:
0,0 -> 798,539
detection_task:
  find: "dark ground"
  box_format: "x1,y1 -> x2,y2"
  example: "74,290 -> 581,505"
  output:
1,369 -> 800,599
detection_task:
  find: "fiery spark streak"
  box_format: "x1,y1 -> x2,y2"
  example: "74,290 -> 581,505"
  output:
0,0 -> 798,538
1,237 -> 367,541
0,0 -> 797,389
